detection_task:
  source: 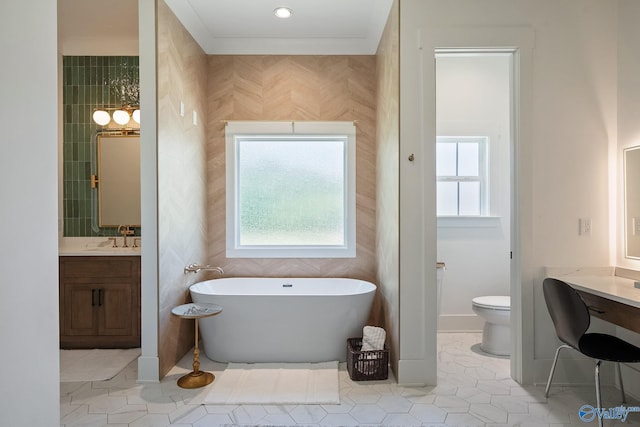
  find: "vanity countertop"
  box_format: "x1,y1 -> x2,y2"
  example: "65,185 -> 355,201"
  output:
550,274 -> 640,309
58,237 -> 141,257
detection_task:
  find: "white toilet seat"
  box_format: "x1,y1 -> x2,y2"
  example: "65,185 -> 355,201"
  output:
472,296 -> 510,311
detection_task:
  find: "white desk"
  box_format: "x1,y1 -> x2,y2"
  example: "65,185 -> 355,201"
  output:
551,274 -> 640,333
559,275 -> 640,309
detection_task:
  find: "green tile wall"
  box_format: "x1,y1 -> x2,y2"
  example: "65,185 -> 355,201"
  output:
62,56 -> 140,237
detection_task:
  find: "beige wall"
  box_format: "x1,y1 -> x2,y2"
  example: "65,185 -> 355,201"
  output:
157,1 -> 209,377
206,56 -> 377,282
375,0 -> 400,378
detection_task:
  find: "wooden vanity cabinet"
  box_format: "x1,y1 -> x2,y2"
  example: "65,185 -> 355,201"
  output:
59,256 -> 140,348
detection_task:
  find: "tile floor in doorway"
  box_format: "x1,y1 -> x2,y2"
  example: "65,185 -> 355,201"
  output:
60,332 -> 640,426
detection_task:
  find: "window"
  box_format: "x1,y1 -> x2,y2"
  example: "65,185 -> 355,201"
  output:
226,121 -> 356,258
436,136 -> 488,216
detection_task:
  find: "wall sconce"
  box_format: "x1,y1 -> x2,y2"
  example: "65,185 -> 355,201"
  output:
92,110 -> 111,126
92,105 -> 141,127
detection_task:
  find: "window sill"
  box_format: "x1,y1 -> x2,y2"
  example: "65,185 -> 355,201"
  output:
437,216 -> 502,228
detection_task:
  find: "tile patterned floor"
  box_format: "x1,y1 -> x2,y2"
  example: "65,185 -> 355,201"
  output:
60,333 -> 640,426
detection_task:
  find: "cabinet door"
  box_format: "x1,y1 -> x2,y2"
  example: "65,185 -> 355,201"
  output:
62,282 -> 98,336
98,282 -> 136,337
59,256 -> 140,348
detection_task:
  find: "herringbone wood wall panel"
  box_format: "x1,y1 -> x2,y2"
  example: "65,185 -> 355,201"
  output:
374,0 -> 400,377
157,1 -> 209,377
206,56 -> 378,283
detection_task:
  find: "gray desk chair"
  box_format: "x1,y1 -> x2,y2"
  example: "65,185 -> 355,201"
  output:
543,277 -> 640,427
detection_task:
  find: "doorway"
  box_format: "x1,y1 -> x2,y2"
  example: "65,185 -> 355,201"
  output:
57,0 -> 142,379
405,26 -> 534,386
435,51 -> 514,365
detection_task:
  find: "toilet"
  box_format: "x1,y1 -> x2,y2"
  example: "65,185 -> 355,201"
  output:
471,296 -> 511,356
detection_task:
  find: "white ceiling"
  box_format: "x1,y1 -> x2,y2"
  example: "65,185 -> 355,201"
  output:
59,0 -> 393,56
164,0 -> 393,54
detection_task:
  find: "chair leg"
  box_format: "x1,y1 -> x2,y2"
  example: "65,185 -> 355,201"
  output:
616,362 -> 626,403
595,360 -> 603,427
545,344 -> 571,398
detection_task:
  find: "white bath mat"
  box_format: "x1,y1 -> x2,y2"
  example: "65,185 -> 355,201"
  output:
204,361 -> 339,405
60,348 -> 140,382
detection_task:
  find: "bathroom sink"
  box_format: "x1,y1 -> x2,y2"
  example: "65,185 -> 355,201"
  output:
84,246 -> 140,252
82,241 -> 141,254
58,238 -> 142,256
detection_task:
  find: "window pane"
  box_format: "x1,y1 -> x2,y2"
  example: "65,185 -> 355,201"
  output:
437,181 -> 458,216
459,181 -> 480,215
237,138 -> 345,246
436,143 -> 457,176
458,143 -> 479,176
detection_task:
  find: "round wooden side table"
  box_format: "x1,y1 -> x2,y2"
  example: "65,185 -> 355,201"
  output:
171,302 -> 222,388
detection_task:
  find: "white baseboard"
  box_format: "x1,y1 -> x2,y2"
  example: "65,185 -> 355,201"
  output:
438,314 -> 484,332
397,359 -> 437,386
534,356 -> 640,401
621,363 -> 640,401
137,356 -> 160,383
534,356 -> 611,386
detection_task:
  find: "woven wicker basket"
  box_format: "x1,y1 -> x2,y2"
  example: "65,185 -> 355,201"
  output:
346,337 -> 389,381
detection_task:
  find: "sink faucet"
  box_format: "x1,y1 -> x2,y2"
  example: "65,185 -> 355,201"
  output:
118,225 -> 134,247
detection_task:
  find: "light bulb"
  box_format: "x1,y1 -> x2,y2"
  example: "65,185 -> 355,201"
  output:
92,110 -> 110,126
274,7 -> 293,18
112,109 -> 131,125
132,109 -> 141,124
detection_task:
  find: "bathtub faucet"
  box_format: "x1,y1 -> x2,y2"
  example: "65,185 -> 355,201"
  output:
184,263 -> 224,275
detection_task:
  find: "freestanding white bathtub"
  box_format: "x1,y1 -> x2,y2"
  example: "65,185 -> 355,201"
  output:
189,277 -> 376,363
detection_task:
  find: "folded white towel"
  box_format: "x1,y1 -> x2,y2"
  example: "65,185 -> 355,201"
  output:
361,326 -> 386,351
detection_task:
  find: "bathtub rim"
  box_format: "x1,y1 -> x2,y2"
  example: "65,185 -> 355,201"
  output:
189,276 -> 377,297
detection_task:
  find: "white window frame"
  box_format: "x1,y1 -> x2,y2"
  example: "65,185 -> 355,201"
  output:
225,121 -> 356,258
436,136 -> 489,217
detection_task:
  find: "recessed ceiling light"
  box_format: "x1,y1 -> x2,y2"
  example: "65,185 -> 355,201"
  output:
274,7 -> 293,19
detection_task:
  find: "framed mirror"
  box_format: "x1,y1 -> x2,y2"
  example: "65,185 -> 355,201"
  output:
624,145 -> 640,259
93,134 -> 141,227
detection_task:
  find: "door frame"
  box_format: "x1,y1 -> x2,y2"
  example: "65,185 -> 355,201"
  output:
398,26 -> 534,385
434,49 -> 514,335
